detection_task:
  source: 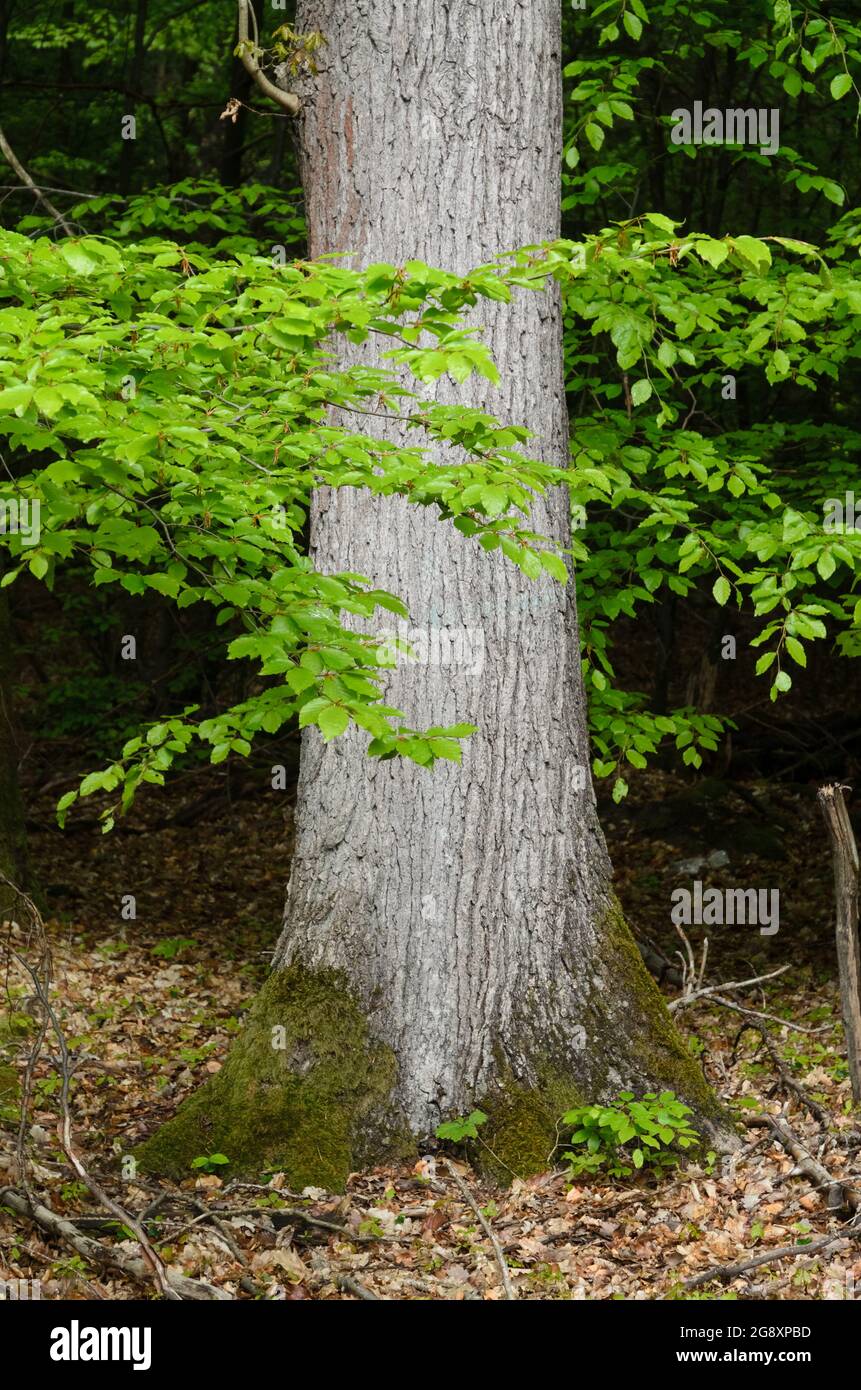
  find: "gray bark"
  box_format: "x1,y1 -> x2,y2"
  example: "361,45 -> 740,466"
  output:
271,0 -> 713,1142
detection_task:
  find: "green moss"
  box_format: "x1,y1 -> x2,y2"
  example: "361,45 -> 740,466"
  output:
137,896 -> 731,1191
476,1063 -> 583,1182
135,964 -> 413,1190
470,894 -> 731,1181
592,893 -> 724,1127
0,1062 -> 19,1103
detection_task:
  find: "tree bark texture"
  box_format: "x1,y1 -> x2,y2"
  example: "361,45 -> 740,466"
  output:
818,784 -> 861,1102
137,0 -> 722,1188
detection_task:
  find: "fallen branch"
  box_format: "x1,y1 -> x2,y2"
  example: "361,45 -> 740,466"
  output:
683,1224 -> 860,1291
442,1159 -> 516,1301
160,1200 -> 409,1245
0,1186 -> 231,1300
743,1113 -> 859,1214
671,985 -> 827,1034
668,963 -> 790,1012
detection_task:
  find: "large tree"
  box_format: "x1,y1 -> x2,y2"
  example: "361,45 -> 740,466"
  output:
138,0 -> 722,1187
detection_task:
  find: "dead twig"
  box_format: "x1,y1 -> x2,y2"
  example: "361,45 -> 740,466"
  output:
668,963 -> 790,1012
0,1186 -> 231,1300
682,1223 -> 861,1291
0,126 -> 73,234
442,1159 -> 516,1301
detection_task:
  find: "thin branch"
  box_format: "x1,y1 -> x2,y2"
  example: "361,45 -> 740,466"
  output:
668,963 -> 791,1012
442,1159 -> 516,1301
236,0 -> 299,115
672,988 -> 829,1034
683,1224 -> 861,1291
0,1186 -> 230,1300
0,126 -> 72,234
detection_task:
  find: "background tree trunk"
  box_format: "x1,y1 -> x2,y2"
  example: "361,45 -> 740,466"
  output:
0,591 -> 28,916
138,0 -> 724,1188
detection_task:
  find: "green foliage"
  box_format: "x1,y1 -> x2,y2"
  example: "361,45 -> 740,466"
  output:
0,227 -> 577,825
561,1090 -> 700,1179
151,937 -> 198,960
562,0 -> 861,224
554,0 -> 861,798
3,3 -> 861,814
563,214 -> 861,797
190,1152 -> 230,1173
3,206 -> 861,815
20,180 -> 306,259
1,1 -> 244,210
435,1109 -> 488,1143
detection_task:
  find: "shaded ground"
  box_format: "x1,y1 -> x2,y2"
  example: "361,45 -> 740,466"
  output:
2,761 -> 860,1300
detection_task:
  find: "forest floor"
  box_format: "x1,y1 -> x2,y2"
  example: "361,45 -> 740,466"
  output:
2,762 -> 860,1301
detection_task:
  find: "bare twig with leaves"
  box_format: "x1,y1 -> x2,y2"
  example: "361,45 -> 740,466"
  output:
236,0 -> 300,115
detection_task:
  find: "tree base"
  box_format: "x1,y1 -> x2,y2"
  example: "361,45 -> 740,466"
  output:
135,964 -> 414,1190
136,898 -> 734,1190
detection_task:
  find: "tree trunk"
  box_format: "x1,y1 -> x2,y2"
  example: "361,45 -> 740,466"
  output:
0,591 -> 28,917
138,0 -> 725,1188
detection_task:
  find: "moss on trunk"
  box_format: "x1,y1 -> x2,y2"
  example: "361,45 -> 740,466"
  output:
135,964 -> 413,1189
471,896 -> 732,1182
587,893 -> 725,1122
137,897 -> 731,1190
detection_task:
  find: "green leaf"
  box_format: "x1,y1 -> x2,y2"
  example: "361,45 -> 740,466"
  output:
480,486 -> 508,516
830,73 -> 853,101
317,705 -> 349,740
696,238 -> 729,269
630,378 -> 652,406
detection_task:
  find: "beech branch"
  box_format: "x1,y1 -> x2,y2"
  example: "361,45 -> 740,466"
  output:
236,0 -> 299,115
